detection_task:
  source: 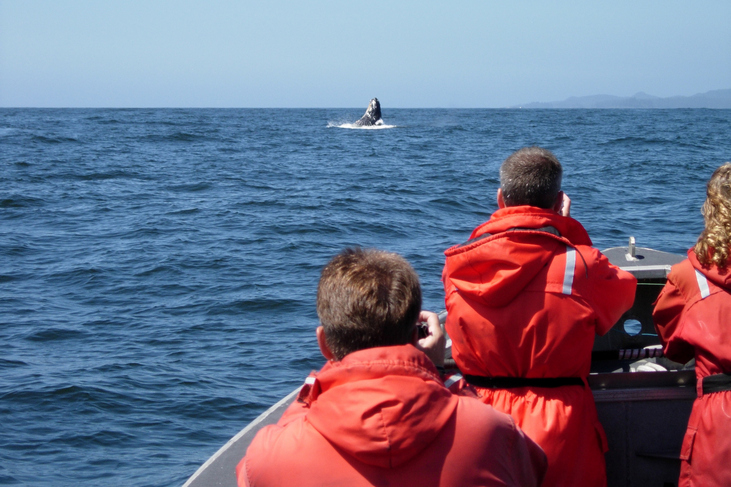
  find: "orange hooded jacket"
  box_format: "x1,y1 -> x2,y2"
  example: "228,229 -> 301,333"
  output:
237,345 -> 546,487
653,250 -> 731,487
443,206 -> 636,487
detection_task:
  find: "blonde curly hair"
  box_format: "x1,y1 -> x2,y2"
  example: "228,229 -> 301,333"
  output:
694,163 -> 731,269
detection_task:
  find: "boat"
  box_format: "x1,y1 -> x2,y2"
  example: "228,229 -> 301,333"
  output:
183,238 -> 692,487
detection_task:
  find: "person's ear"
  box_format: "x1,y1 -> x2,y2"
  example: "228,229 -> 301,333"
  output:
316,326 -> 335,361
552,191 -> 565,213
497,188 -> 506,209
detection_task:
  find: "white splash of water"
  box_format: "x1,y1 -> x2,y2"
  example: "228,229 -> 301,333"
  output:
327,121 -> 396,129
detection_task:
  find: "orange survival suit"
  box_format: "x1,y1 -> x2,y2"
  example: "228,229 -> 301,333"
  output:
237,345 -> 547,487
443,206 -> 637,487
653,250 -> 731,487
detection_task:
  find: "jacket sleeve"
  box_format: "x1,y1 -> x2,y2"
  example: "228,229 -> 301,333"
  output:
652,275 -> 695,364
583,247 -> 638,336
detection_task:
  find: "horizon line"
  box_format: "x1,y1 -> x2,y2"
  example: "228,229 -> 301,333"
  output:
3,106 -> 731,110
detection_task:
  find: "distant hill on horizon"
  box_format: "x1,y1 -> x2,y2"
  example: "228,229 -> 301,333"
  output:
514,89 -> 731,109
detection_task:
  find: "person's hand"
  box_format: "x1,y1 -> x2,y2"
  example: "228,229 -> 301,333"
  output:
415,311 -> 445,367
557,192 -> 571,217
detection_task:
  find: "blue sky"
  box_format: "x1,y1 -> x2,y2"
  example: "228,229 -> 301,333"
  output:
1,1 -> 729,108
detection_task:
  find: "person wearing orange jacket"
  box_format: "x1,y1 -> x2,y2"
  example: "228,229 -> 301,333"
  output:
653,162 -> 731,487
237,248 -> 547,487
443,147 -> 637,487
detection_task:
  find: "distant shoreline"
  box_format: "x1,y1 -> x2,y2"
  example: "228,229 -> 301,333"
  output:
513,89 -> 731,109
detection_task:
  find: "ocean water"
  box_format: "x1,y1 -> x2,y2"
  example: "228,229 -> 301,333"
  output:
1,108 -> 730,486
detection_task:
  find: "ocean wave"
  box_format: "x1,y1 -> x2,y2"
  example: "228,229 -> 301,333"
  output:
0,196 -> 44,208
4,384 -> 128,408
167,208 -> 201,216
207,296 -> 308,316
74,170 -> 141,181
142,132 -> 212,142
599,135 -> 709,150
0,358 -> 28,368
48,429 -> 138,448
166,182 -> 213,192
133,264 -> 185,278
24,327 -> 91,343
30,134 -> 81,144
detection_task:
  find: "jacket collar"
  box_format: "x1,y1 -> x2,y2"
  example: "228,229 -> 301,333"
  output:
689,249 -> 731,291
469,206 -> 592,247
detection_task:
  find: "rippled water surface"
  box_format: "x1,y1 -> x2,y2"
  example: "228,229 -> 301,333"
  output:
1,108 -> 730,486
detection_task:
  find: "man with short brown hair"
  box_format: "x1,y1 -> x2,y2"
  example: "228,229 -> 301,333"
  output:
238,247 -> 547,487
443,147 -> 637,487
499,146 -> 563,210
315,248 -> 422,361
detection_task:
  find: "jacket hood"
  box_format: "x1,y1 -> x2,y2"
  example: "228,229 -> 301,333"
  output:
689,249 -> 731,291
444,206 -> 592,307
300,345 -> 458,468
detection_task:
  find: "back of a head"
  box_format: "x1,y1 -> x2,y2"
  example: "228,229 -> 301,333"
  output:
500,147 -> 563,209
316,248 -> 421,361
694,162 -> 731,268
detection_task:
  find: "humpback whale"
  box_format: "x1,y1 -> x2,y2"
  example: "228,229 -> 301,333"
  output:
354,98 -> 383,126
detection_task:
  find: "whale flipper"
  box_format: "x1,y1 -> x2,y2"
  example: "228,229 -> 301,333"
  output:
354,98 -> 383,126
